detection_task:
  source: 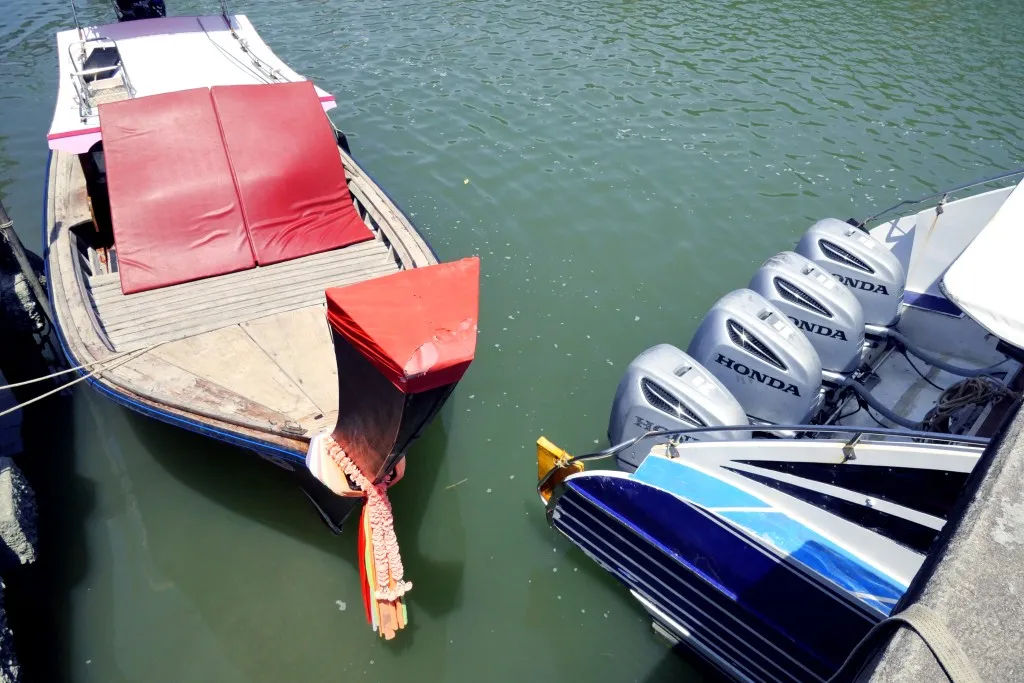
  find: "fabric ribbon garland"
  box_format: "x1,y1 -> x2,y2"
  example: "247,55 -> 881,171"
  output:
324,436 -> 411,638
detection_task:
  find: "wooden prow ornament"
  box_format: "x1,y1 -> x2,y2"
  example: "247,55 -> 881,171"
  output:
306,434 -> 410,639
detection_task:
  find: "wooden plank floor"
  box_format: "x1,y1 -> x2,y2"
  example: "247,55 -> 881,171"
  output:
88,238 -> 398,351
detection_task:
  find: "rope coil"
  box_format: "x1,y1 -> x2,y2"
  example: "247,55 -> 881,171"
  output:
921,376 -> 1019,433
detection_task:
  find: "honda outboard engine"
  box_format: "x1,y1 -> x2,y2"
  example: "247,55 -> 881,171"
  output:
749,251 -> 865,374
687,289 -> 822,425
796,218 -> 905,327
608,344 -> 749,471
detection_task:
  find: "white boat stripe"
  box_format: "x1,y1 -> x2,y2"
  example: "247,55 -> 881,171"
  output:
849,592 -> 900,605
709,506 -> 780,513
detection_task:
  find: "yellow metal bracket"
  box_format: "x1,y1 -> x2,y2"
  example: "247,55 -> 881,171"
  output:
536,436 -> 583,504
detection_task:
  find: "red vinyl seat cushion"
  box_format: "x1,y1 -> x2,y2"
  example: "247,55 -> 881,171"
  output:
99,88 -> 256,295
211,82 -> 372,266
98,82 -> 373,294
326,258 -> 481,394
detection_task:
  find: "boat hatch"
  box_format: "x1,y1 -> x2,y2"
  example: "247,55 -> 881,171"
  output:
98,81 -> 373,294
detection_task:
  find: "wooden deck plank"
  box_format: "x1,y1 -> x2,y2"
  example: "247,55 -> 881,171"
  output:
240,306 -> 339,434
100,262 -> 395,350
109,350 -> 299,432
93,254 -> 393,327
87,238 -> 388,302
149,325 -> 323,425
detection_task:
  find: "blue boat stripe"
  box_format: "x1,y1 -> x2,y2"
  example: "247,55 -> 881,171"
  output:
634,455 -> 767,508
634,458 -> 905,612
571,481 -> 881,627
903,290 -> 963,318
560,517 -> 792,683
630,589 -> 773,683
558,499 -> 812,682
560,516 -> 793,683
559,494 -> 823,681
569,484 -> 737,598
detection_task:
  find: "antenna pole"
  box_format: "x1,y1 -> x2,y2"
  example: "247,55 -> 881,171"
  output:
69,0 -> 84,41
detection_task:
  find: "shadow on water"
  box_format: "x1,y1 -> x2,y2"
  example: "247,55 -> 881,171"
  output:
384,417 -> 466,621
121,399 -> 467,621
0,345 -> 90,683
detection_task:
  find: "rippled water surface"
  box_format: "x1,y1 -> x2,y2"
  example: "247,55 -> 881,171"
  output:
1,0 -> 1023,681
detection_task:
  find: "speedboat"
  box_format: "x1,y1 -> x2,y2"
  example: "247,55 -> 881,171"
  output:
535,169 -> 1024,681
43,8 -> 480,539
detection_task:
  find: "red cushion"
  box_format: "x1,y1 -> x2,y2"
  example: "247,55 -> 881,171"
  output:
211,82 -> 373,266
326,258 -> 480,394
100,88 -> 256,294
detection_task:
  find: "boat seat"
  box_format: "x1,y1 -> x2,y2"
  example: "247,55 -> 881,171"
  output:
98,82 -> 373,295
211,82 -> 373,266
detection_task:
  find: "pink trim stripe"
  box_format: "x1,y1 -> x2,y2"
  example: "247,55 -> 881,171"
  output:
47,126 -> 101,141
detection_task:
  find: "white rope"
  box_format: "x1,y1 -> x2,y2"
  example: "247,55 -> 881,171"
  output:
0,346 -> 153,419
0,347 -> 148,391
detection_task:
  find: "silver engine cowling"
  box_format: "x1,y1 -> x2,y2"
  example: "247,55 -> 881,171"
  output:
749,251 -> 865,374
687,289 -> 822,425
795,218 -> 905,327
608,344 -> 749,471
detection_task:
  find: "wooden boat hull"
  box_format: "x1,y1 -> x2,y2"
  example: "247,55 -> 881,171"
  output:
42,132 -> 446,531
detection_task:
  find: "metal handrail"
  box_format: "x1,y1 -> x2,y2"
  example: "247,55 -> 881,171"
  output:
537,423 -> 988,497
67,36 -> 137,120
75,64 -> 122,78
857,167 -> 1024,229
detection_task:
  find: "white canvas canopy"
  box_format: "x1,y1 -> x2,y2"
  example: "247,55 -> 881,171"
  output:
941,181 -> 1024,349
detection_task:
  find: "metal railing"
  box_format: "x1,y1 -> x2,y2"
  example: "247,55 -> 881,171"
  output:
67,37 -> 136,121
537,423 -> 988,498
857,167 -> 1024,229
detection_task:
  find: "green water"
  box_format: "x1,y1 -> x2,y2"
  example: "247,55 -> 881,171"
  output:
1,0 -> 1023,680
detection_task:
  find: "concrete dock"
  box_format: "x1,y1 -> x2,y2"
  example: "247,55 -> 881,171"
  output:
855,405 -> 1024,681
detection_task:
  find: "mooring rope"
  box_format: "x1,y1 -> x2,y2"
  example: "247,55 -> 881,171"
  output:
0,347 -> 148,391
0,346 -> 155,419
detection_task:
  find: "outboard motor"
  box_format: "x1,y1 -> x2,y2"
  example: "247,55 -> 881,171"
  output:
749,251 -> 865,374
609,344 -> 749,471
796,218 -> 905,327
687,289 -> 822,425
114,0 -> 166,21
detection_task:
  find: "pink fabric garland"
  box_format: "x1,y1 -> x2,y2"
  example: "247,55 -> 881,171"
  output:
326,438 -> 412,600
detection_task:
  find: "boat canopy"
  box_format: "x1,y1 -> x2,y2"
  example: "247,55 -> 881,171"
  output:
326,258 -> 481,394
99,81 -> 372,294
48,15 -> 336,152
941,181 -> 1024,349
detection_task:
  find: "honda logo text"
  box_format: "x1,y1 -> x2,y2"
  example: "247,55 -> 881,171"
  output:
714,354 -> 801,396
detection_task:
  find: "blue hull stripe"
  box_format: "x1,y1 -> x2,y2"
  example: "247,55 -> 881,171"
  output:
635,457 -> 905,616
557,495 -> 810,682
719,510 -> 903,615
903,290 -> 963,318
634,455 -> 766,508
558,475 -> 884,681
